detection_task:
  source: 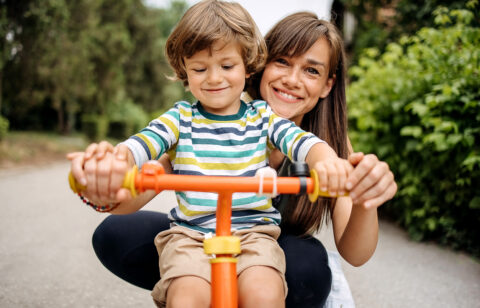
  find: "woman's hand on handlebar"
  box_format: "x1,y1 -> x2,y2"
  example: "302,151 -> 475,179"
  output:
346,152 -> 397,209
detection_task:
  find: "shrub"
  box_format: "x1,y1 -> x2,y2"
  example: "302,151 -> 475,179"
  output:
81,114 -> 109,142
347,3 -> 480,256
107,99 -> 149,140
0,116 -> 9,141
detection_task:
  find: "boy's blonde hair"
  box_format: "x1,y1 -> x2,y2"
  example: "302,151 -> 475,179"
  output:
165,0 -> 267,86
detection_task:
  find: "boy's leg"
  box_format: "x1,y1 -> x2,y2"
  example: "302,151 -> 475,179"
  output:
166,276 -> 210,308
238,265 -> 285,308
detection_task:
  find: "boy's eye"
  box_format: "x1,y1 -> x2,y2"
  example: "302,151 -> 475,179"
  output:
222,64 -> 234,70
192,68 -> 206,72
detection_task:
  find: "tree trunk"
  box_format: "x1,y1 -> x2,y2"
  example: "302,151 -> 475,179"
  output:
55,97 -> 65,134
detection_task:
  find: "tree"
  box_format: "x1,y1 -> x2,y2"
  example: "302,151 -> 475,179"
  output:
339,0 -> 471,64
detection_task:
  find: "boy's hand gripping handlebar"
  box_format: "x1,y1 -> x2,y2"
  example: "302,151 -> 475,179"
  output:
68,161 -> 336,202
68,161 -> 342,308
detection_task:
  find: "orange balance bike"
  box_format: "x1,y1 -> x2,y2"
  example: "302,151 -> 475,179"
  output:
69,161 -> 337,308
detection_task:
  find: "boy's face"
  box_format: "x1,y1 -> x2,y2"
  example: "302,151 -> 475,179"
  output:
184,41 -> 248,115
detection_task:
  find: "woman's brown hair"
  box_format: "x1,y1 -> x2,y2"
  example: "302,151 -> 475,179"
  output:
246,12 -> 349,235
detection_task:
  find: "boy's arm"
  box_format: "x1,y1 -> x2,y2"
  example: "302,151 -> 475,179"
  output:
123,104 -> 181,167
69,143 -> 171,214
264,108 -> 352,195
109,151 -> 173,214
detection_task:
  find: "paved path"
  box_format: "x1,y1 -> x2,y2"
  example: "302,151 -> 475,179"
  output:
1,162 -> 479,307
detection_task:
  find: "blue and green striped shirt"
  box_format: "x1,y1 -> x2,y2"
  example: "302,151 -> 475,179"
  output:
123,100 -> 324,233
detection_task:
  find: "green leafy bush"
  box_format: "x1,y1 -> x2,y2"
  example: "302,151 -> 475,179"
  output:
0,116 -> 9,141
81,114 -> 109,142
347,3 -> 480,256
107,99 -> 149,140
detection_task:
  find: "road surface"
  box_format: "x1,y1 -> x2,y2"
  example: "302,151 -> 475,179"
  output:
1,162 -> 479,307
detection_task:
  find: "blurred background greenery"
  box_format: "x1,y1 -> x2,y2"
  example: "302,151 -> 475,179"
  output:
0,0 -> 478,256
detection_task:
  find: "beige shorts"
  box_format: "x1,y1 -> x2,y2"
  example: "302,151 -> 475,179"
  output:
151,225 -> 286,306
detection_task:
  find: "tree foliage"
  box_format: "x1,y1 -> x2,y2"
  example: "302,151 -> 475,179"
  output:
347,2 -> 480,256
1,0 -> 190,139
340,0 -> 473,64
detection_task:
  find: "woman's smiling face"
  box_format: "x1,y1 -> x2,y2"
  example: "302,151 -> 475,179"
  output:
259,37 -> 334,125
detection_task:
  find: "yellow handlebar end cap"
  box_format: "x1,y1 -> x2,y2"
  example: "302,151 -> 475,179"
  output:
122,166 -> 138,198
308,169 -> 320,202
68,172 -> 85,194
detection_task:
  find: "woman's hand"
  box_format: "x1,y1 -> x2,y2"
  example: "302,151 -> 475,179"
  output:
346,152 -> 397,209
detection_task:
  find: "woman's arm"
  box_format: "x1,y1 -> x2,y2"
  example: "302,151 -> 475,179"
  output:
331,149 -> 397,266
331,196 -> 378,266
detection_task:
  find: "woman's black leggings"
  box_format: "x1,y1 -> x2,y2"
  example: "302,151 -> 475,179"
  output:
92,211 -> 331,307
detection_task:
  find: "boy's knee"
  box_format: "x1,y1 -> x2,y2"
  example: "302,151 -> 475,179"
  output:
242,290 -> 285,307
166,276 -> 210,308
238,266 -> 285,308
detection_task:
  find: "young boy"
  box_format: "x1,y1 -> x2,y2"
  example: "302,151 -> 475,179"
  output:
77,1 -> 352,307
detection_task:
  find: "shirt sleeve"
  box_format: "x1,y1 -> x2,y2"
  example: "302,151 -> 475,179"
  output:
264,103 -> 326,162
121,102 -> 182,166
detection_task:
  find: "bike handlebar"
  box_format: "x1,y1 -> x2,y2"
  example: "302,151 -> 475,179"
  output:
69,161 -> 340,202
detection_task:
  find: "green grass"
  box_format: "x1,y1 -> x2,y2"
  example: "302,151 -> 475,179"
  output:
0,131 -> 90,169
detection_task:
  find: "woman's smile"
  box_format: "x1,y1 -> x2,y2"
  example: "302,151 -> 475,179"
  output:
273,87 -> 302,102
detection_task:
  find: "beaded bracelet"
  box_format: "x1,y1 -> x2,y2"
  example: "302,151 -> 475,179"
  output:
77,193 -> 120,213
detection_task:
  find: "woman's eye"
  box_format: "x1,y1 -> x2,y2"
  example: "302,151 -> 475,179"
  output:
306,67 -> 319,75
275,58 -> 289,66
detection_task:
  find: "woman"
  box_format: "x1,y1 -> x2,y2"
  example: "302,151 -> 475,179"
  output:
70,12 -> 396,307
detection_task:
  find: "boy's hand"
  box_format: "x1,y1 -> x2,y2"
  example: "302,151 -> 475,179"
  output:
85,144 -> 133,205
313,158 -> 353,196
67,141 -> 115,187
67,142 -> 134,205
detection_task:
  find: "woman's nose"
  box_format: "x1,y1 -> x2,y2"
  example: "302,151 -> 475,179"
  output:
281,68 -> 301,88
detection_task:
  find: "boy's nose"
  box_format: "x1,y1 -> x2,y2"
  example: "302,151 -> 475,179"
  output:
207,68 -> 222,84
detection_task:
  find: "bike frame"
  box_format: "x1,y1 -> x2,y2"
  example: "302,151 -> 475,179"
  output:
69,161 -> 330,308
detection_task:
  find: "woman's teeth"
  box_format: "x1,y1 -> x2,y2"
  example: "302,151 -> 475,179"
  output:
278,90 -> 297,100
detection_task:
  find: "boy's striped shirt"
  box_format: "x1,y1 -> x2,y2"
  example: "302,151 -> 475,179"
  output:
123,100 -> 324,233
